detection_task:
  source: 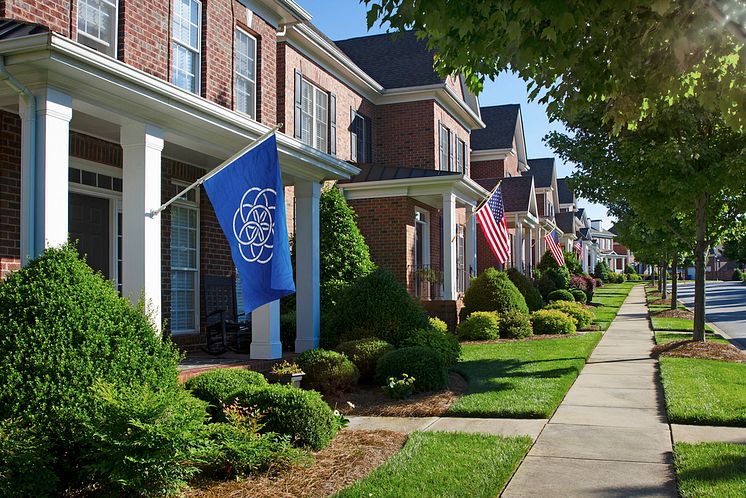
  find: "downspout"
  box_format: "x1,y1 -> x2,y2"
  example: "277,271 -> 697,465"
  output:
0,55 -> 35,264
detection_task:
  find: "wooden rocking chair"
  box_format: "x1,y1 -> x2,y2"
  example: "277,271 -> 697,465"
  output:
202,275 -> 251,355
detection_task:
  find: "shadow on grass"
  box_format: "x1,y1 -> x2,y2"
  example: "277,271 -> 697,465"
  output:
452,357 -> 585,392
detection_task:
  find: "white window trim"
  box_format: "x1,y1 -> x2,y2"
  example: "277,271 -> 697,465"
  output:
171,0 -> 202,94
77,0 -> 119,57
170,180 -> 201,335
414,207 -> 430,268
234,27 -> 257,118
300,78 -> 329,152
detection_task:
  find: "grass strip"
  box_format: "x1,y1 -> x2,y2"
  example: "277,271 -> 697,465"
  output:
448,333 -> 602,418
654,332 -> 727,345
674,442 -> 746,498
335,431 -> 531,498
651,317 -> 714,332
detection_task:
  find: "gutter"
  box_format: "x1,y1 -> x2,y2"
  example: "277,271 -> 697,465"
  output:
0,55 -> 35,264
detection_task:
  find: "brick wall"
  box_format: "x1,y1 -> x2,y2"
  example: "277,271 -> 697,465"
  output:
434,100 -> 470,171
375,101 -> 434,168
4,0 -> 73,37
0,111 -> 21,278
471,159 -> 505,180
118,0 -> 169,79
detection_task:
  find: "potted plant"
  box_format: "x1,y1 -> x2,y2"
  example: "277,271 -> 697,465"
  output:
270,360 -> 305,388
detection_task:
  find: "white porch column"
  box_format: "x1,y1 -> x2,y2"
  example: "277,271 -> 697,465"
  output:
295,180 -> 320,353
19,87 -> 72,261
465,204 -> 477,285
252,300 -> 282,359
514,215 -> 523,273
121,120 -> 163,331
442,193 -> 457,300
524,226 -> 532,274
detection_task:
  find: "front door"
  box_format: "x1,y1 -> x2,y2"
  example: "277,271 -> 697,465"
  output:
69,192 -> 110,278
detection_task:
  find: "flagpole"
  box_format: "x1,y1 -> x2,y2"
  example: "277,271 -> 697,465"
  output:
450,179 -> 502,243
146,123 -> 283,218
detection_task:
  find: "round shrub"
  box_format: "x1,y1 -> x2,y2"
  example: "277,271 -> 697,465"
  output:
544,301 -> 594,329
547,289 -> 575,303
376,346 -> 447,392
732,268 -> 743,281
185,368 -> 268,421
507,267 -> 544,312
402,327 -> 461,365
499,309 -> 533,339
462,268 -> 529,319
570,289 -> 588,304
428,316 -> 449,334
456,311 -> 501,341
335,338 -> 394,383
531,309 -> 577,335
570,274 -> 596,302
0,245 -> 181,493
231,384 -> 338,450
296,349 -> 359,394
322,268 -> 429,348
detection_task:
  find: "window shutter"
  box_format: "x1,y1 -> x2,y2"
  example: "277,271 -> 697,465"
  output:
365,116 -> 372,163
294,70 -> 302,139
350,107 -> 357,162
329,93 -> 337,155
438,121 -> 444,170
448,129 -> 454,171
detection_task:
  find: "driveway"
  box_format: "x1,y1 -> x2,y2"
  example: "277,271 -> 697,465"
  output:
674,281 -> 746,350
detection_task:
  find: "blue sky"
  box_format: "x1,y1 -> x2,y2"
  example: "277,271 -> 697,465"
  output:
301,0 -> 613,227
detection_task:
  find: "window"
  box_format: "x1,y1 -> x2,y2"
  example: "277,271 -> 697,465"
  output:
351,110 -> 372,163
235,29 -> 256,118
77,0 -> 118,56
170,186 -> 199,334
448,129 -> 454,171
439,124 -> 448,170
172,0 -> 201,93
300,79 -> 328,151
456,138 -> 465,173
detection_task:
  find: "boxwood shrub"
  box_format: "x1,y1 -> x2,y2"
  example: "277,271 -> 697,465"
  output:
335,338 -> 394,383
185,368 -> 268,421
499,309 -> 533,339
570,288 -> 588,304
402,326 -> 461,365
548,289 -> 575,303
507,267 -> 544,311
296,349 -> 359,394
461,268 -> 528,319
531,309 -> 577,335
0,419 -> 57,497
376,346 -> 447,392
231,384 -> 338,450
544,301 -> 594,329
456,311 -> 501,341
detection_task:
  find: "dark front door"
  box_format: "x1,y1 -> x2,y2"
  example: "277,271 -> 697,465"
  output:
69,192 -> 110,278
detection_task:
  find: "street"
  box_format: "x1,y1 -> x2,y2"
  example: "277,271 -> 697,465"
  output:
674,281 -> 746,350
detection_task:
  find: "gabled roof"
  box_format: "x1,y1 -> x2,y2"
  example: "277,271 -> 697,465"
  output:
343,164 -> 458,183
524,158 -> 555,188
555,211 -> 577,235
576,208 -> 585,218
578,227 -> 593,241
557,178 -> 575,204
475,176 -> 534,213
471,104 -> 520,151
608,224 -> 620,236
0,19 -> 49,40
334,31 -> 442,89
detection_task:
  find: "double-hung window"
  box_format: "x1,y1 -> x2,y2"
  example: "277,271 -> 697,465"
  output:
456,138 -> 464,173
300,79 -> 328,152
77,0 -> 118,56
172,0 -> 202,94
170,187 -> 199,334
235,29 -> 257,118
439,124 -> 449,171
350,110 -> 372,163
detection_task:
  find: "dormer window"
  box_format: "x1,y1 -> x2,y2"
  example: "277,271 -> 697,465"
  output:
77,0 -> 118,57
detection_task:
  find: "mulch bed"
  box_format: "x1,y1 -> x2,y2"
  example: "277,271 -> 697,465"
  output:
652,309 -> 694,319
186,429 -> 407,498
651,340 -> 746,363
649,298 -> 674,306
326,372 -> 468,417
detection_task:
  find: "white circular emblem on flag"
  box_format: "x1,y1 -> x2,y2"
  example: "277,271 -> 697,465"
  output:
233,187 -> 276,264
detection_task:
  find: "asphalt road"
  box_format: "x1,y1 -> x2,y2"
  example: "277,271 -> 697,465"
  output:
673,281 -> 746,349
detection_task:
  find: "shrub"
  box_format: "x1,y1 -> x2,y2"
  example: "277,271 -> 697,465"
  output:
507,267 -> 544,311
279,311 -> 297,351
545,301 -> 594,329
335,338 -> 394,383
185,368 -> 268,421
428,316 -> 449,334
570,289 -> 588,304
547,289 -> 575,303
536,252 -> 571,299
376,346 -> 447,392
402,327 -> 461,365
84,383 -> 209,497
569,274 -> 596,302
296,349 -> 359,394
594,261 -> 611,281
0,419 -> 57,497
531,309 -> 577,335
461,268 -> 529,319
733,268 -> 743,281
624,264 -> 637,275
0,245 -> 181,492
322,268 -> 429,348
381,374 -> 416,399
498,309 -> 533,339
595,278 -> 604,288
564,251 -> 583,275
456,311 -> 501,341
231,384 -> 338,450
627,273 -> 643,281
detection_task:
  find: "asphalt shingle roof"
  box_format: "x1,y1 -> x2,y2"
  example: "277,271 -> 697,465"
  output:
0,19 -> 48,40
557,178 -> 574,204
334,31 -> 443,89
524,158 -> 555,188
475,176 -> 533,213
470,104 -> 520,151
343,164 -> 458,183
555,211 -> 576,235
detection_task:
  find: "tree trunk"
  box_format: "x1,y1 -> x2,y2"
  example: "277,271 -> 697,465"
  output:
657,265 -> 663,292
671,252 -> 678,310
661,258 -> 668,301
693,194 -> 709,342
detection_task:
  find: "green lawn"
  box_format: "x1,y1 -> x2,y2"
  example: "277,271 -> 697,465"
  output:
335,432 -> 531,498
659,357 -> 746,426
591,282 -> 639,330
674,442 -> 746,498
447,333 -> 602,418
650,316 -> 714,332
654,332 -> 728,345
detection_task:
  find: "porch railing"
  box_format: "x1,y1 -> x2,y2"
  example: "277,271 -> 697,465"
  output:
409,264 -> 443,300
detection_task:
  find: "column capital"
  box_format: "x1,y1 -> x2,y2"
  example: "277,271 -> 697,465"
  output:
34,87 -> 72,122
120,120 -> 164,151
294,180 -> 321,199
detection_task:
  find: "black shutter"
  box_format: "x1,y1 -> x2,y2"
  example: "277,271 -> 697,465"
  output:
330,93 -> 336,155
294,70 -> 302,140
365,116 -> 372,163
438,121 -> 443,170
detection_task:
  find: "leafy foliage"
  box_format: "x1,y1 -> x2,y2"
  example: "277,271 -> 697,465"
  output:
498,310 -> 533,339
624,264 -> 638,275
547,289 -> 575,303
185,368 -> 268,421
376,346 -> 448,392
722,235 -> 746,264
279,311 -> 297,351
544,301 -> 594,329
594,261 -> 611,282
381,374 -> 416,400
462,268 -> 528,318
570,289 -> 588,304
564,251 -> 583,275
506,267 -> 543,311
0,419 -> 57,497
296,349 -> 359,394
456,311 -> 500,341
402,327 -> 461,366
335,338 -> 395,383
733,268 -> 744,281
531,310 -> 577,335
569,274 -> 596,302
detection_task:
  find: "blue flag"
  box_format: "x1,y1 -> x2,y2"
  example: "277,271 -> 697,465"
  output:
203,134 -> 295,313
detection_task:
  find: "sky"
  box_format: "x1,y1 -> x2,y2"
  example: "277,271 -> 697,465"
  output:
301,0 -> 614,228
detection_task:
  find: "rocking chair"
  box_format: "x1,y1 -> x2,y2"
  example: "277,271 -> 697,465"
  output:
202,275 -> 251,355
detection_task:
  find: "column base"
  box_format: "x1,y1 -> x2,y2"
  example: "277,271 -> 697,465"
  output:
295,337 -> 319,353
250,340 -> 283,360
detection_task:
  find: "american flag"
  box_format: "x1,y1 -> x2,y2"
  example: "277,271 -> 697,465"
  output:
477,185 -> 510,263
545,229 -> 566,266
574,240 -> 582,254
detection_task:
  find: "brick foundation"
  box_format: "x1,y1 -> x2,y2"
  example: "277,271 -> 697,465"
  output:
421,298 -> 464,333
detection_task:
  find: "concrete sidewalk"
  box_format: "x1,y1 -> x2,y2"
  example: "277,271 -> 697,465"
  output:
503,285 -> 677,497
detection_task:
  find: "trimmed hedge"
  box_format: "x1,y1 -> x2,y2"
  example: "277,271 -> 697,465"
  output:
570,288 -> 588,304
544,301 -> 594,329
296,349 -> 359,394
548,289 -> 575,303
531,309 -> 577,335
376,346 -> 447,392
457,311 -> 501,341
462,268 -> 529,319
335,338 -> 394,383
185,368 -> 268,421
499,309 -> 533,339
507,267 -> 544,312
403,327 -> 461,365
